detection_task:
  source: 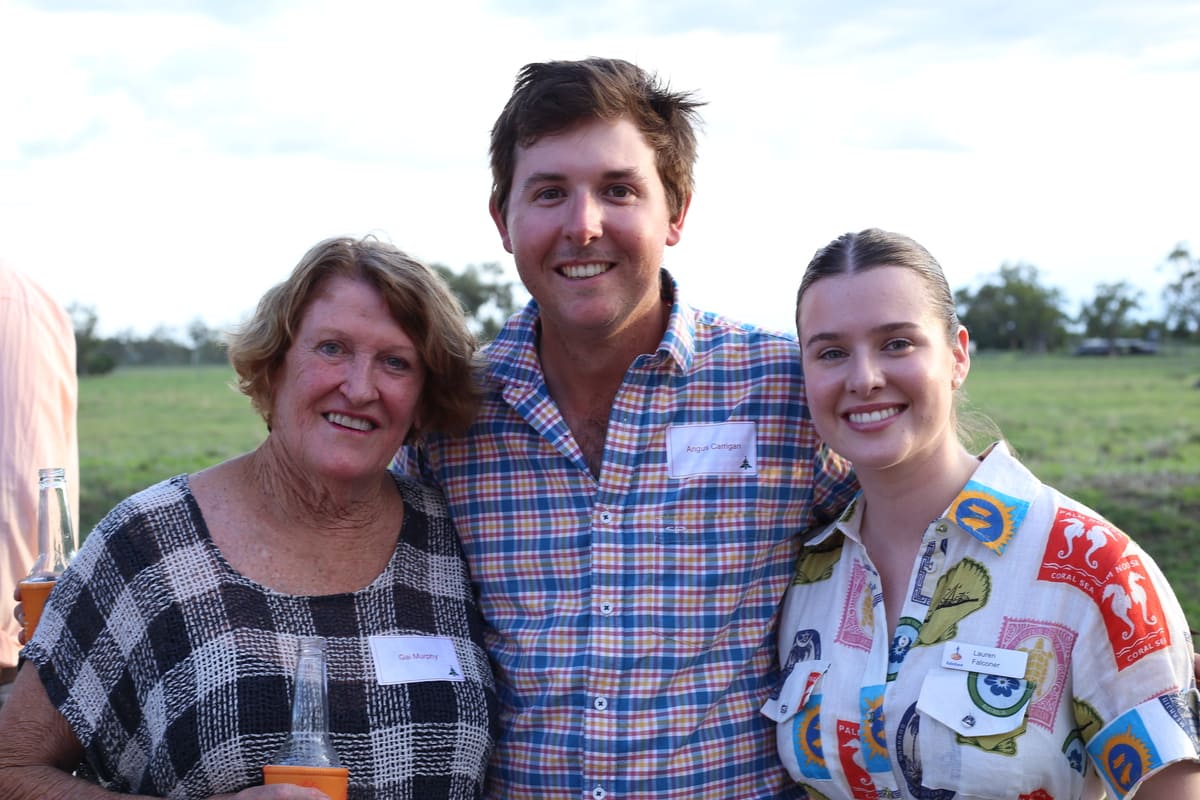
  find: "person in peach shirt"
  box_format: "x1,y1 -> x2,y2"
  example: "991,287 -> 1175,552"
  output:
0,260 -> 79,710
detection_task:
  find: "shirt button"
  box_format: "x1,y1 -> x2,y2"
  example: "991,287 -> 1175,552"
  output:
935,522 -> 948,534
600,511 -> 613,523
599,601 -> 614,616
593,696 -> 609,711
592,786 -> 607,800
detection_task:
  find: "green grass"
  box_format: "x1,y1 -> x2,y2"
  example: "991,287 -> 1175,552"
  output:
77,354 -> 1200,628
964,347 -> 1200,628
77,366 -> 265,532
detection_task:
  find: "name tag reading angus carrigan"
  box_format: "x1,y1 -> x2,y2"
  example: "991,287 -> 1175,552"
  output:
666,422 -> 758,478
370,635 -> 466,685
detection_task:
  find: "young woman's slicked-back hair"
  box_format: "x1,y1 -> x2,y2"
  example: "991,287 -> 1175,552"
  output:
796,228 -> 960,344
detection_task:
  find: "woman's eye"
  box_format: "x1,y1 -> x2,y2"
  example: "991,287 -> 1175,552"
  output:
816,348 -> 846,361
883,339 -> 914,352
317,341 -> 343,356
384,356 -> 410,371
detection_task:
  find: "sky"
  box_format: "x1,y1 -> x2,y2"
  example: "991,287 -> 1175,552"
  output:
2,0 -> 1198,338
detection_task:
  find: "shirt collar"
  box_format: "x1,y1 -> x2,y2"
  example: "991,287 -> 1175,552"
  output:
484,268 -> 697,389
815,442 -> 1041,557
942,441 -> 1041,556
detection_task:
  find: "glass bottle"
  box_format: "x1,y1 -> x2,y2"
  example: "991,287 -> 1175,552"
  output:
262,636 -> 349,799
19,467 -> 76,640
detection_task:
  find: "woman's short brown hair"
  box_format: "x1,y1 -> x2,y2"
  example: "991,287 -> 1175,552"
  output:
226,236 -> 480,441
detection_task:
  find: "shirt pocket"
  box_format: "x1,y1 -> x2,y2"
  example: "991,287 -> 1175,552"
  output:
914,668 -> 1038,796
643,506 -> 791,654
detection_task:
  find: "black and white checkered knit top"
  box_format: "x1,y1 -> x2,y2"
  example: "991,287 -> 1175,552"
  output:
24,471 -> 497,799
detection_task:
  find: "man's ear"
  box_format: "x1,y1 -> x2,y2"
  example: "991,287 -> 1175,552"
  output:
667,194 -> 692,247
489,197 -> 513,254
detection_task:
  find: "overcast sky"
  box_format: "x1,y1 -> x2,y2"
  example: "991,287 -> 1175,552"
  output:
2,0 -> 1197,337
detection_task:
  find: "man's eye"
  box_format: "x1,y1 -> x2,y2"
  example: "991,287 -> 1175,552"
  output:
535,187 -> 563,201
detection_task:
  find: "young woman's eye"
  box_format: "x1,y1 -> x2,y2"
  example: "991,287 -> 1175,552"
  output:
815,347 -> 847,361
883,339 -> 914,352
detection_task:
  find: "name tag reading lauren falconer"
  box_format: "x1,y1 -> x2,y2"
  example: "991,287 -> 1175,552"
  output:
370,635 -> 465,685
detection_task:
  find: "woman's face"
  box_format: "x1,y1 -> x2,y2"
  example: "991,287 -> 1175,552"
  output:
797,265 -> 969,478
268,275 -> 425,485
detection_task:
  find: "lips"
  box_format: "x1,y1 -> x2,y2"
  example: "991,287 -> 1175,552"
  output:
559,262 -> 611,279
846,406 -> 903,425
325,412 -> 375,431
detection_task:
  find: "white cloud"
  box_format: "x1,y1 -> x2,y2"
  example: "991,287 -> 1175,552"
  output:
1,0 -> 1197,336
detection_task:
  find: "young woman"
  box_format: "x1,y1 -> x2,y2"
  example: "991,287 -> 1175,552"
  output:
767,228 -> 1199,799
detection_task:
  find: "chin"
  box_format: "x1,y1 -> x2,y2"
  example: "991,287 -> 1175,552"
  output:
833,441 -> 910,474
313,460 -> 381,484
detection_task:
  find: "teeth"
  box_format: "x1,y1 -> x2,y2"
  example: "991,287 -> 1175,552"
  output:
326,412 -> 373,431
848,408 -> 900,425
561,262 -> 609,279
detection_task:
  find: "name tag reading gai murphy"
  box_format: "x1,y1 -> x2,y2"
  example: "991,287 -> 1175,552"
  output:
370,635 -> 466,685
666,422 -> 757,478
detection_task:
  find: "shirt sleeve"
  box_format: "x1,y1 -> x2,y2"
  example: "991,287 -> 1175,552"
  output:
1063,514 -> 1200,799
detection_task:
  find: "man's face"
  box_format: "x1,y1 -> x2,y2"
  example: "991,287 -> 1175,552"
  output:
491,116 -> 688,341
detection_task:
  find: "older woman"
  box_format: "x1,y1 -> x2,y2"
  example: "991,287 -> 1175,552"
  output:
768,228 -> 1199,799
0,237 -> 497,798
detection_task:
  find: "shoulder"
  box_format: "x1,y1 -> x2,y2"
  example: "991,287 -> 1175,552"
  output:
95,474 -> 194,532
74,475 -> 197,570
387,468 -> 451,521
690,308 -> 801,365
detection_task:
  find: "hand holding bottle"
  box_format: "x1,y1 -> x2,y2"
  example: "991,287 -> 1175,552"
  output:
209,785 -> 339,799
12,584 -> 28,645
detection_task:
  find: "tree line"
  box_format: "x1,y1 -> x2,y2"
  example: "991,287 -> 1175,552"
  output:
72,262 -> 521,375
72,245 -> 1198,375
956,243 -> 1198,352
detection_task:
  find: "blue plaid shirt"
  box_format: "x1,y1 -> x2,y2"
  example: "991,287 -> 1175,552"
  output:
409,272 -> 856,800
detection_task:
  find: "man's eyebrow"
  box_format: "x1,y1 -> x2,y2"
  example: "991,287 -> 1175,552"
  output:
519,167 -> 645,193
520,171 -> 565,191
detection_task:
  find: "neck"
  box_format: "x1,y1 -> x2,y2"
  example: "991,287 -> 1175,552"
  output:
856,444 -> 980,546
246,440 -> 393,537
537,299 -> 669,411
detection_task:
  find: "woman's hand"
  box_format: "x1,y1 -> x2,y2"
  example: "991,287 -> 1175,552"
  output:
211,786 -> 335,799
12,585 -> 26,646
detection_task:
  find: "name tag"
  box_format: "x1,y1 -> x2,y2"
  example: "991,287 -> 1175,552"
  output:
941,640 -> 1028,679
666,422 -> 757,477
370,635 -> 465,685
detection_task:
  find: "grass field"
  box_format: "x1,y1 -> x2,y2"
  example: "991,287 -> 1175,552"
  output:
75,352 -> 1200,627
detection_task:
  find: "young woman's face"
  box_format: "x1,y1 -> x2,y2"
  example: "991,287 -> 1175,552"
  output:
797,265 -> 969,478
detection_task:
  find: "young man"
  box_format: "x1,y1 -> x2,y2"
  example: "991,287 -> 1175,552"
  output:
412,58 -> 857,799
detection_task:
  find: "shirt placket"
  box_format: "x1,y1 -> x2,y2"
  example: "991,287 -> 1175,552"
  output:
581,364 -> 659,800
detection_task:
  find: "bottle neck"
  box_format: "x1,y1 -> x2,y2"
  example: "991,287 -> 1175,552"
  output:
31,470 -> 76,579
272,638 -> 342,768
